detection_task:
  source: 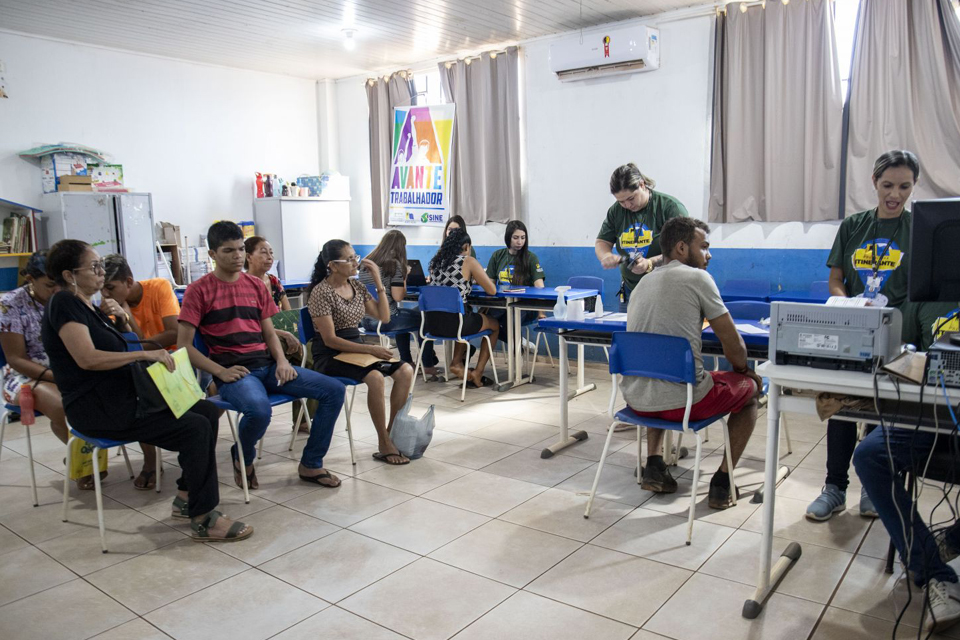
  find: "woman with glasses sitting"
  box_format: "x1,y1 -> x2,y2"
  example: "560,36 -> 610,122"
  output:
307,240 -> 414,465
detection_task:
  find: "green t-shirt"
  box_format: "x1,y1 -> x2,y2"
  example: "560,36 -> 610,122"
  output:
826,209 -> 912,308
911,302 -> 959,350
486,248 -> 545,285
597,190 -> 688,291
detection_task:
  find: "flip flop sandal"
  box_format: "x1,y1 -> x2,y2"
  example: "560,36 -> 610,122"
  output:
171,495 -> 189,519
466,376 -> 494,389
298,470 -> 342,488
133,468 -> 159,491
231,450 -> 259,490
191,510 -> 253,543
75,470 -> 108,491
372,451 -> 411,465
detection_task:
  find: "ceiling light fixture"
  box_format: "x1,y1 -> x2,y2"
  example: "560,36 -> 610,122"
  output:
342,29 -> 357,51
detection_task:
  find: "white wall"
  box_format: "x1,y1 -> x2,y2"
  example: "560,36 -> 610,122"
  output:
0,31 -> 320,248
334,12 -> 842,251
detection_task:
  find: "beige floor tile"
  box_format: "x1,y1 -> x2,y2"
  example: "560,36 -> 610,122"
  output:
282,477 -> 413,528
85,539 -> 248,614
0,579 -> 135,640
0,456 -> 68,516
89,619 -> 172,639
741,495 -> 871,553
776,465 -> 862,505
469,418 -> 560,447
455,590 -> 636,640
0,524 -> 28,557
858,520 -> 893,560
421,471 -> 547,517
798,443 -> 829,472
0,545 -> 76,607
554,462 -> 655,508
339,558 -> 514,640
349,497 -> 488,555
429,519 -> 581,588
629,631 -> 673,640
699,529 -> 853,604
357,457 -> 472,495
738,433 -> 817,469
429,407 -> 503,435
530,430 -> 633,463
272,606 -> 406,639
211,504 -> 338,565
811,606 -> 956,640
215,451 -> 326,504
423,436 -> 522,469
644,573 -> 823,640
321,439 -> 393,477
260,529 -> 418,602
640,473 -> 761,529
777,413 -> 830,444
527,544 -> 692,627
591,507 -> 735,571
481,448 -> 593,487
830,554 -> 930,627
146,569 -> 326,640
500,487 -> 632,542
37,505 -> 186,576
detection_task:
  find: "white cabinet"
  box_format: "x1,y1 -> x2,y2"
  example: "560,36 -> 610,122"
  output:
253,197 -> 350,282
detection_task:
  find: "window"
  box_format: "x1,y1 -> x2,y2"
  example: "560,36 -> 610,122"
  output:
413,69 -> 445,105
834,0 -> 860,102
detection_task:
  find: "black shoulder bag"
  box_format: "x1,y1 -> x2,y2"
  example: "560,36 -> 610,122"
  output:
95,310 -> 170,420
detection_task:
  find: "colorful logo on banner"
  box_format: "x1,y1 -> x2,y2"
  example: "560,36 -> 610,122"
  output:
852,238 -> 904,290
388,104 -> 455,227
619,223 -> 653,256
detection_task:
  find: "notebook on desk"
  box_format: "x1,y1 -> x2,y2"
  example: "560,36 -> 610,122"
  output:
407,259 -> 428,287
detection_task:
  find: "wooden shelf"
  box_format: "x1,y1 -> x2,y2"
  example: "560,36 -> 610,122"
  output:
0,253 -> 33,258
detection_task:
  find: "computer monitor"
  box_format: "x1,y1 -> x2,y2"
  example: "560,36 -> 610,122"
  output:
909,198 -> 960,302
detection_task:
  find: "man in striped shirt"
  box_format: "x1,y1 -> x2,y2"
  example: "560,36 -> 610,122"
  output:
178,222 -> 345,489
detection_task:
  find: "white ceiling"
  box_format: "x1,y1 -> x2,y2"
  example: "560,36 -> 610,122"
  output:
0,0 -> 704,80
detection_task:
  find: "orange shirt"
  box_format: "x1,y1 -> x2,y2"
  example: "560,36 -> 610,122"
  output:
129,278 -> 180,346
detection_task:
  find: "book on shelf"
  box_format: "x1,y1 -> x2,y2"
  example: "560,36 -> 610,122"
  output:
0,211 -> 36,255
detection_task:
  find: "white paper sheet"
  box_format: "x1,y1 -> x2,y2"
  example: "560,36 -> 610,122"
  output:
735,323 -> 769,335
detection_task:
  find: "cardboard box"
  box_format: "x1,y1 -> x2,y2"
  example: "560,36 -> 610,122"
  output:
156,222 -> 182,247
58,183 -> 93,192
40,153 -> 89,193
59,175 -> 92,186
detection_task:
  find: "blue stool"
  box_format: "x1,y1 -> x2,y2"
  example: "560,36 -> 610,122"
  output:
585,331 -> 738,545
415,286 -> 500,402
288,307 -> 357,465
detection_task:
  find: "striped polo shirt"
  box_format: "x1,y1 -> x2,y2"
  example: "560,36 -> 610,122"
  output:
179,272 -> 278,369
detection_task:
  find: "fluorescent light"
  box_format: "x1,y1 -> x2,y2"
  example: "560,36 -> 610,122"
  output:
342,29 -> 357,51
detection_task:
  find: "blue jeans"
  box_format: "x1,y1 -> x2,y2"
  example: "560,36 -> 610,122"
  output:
362,308 -> 437,367
218,364 -> 345,468
853,427 -> 959,586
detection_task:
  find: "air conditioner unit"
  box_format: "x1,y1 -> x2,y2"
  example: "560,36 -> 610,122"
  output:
549,25 -> 660,82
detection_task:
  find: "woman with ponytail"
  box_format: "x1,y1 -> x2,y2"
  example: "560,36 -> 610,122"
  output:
308,240 -> 414,465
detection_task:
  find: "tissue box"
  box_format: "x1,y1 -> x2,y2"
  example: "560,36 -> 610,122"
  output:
296,175 -> 322,197
40,153 -> 89,193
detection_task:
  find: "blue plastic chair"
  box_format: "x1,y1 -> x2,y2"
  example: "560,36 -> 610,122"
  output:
531,276 -> 605,378
585,331 -> 737,545
415,286 -> 500,402
364,283 -> 418,350
290,307 -> 358,465
723,279 -> 771,301
192,332 -> 305,503
723,300 -> 770,322
62,334 -> 162,553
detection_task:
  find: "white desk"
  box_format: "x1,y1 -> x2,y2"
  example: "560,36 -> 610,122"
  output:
744,361 -> 960,619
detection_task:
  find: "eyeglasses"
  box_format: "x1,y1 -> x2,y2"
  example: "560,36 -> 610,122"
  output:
74,261 -> 105,274
331,255 -> 361,265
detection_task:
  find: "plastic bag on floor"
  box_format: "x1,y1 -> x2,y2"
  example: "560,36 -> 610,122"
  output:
389,394 -> 434,459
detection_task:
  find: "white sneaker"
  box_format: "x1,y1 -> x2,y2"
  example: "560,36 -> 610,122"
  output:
925,578 -> 960,634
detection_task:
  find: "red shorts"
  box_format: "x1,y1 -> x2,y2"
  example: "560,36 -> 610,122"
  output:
629,371 -> 756,422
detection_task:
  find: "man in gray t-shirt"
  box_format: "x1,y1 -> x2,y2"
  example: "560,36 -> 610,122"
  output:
620,217 -> 760,510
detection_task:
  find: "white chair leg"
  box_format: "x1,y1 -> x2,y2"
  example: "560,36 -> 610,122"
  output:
342,386 -> 357,465
721,418 -> 737,506
780,412 -> 793,454
703,426 -> 710,444
226,412 -> 249,504
62,435 -> 74,522
529,332 -> 542,380
92,446 -> 107,553
484,336 -> 500,386
460,342 -> 471,402
544,336 -> 554,366
585,420 -> 619,518
413,340 -> 430,382
24,421 -> 38,507
686,434 -> 704,546
155,445 -> 162,494
119,445 -> 134,479
602,345 -> 609,363
0,411 -> 6,466
287,399 -> 310,452
257,433 -> 264,460
636,425 -> 643,485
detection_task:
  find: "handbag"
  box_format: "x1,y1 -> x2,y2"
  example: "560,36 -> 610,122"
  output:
95,310 -> 170,419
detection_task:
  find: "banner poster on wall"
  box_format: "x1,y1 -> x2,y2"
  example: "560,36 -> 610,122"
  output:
388,103 -> 455,227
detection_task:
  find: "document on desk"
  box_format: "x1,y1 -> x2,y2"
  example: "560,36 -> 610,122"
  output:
826,296 -> 869,307
596,312 -> 628,322
735,323 -> 768,335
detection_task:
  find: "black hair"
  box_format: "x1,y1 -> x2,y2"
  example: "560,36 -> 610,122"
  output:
308,239 -> 351,293
47,239 -> 90,287
207,221 -> 244,251
443,215 -> 468,238
610,163 -> 657,195
20,251 -> 48,279
103,253 -> 133,283
503,220 -> 533,285
872,150 -> 920,183
659,217 -> 711,259
430,228 -> 471,276
243,235 -> 267,269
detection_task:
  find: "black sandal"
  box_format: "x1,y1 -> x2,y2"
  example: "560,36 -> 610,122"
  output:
372,451 -> 411,465
231,447 -> 258,490
133,468 -> 158,491
466,376 -> 493,389
298,470 -> 341,488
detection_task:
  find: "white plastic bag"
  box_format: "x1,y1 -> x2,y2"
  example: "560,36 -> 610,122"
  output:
389,394 -> 435,459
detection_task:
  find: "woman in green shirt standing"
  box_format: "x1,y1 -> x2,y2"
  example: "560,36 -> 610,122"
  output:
595,163 -> 688,310
806,149 -> 921,523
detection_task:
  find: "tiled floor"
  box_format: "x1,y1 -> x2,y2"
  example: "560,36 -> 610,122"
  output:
0,357 -> 958,640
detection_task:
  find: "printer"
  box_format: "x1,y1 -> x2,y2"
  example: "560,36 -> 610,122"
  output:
769,302 -> 902,372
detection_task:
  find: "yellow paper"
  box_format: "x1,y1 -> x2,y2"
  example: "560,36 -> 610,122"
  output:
147,348 -> 204,419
